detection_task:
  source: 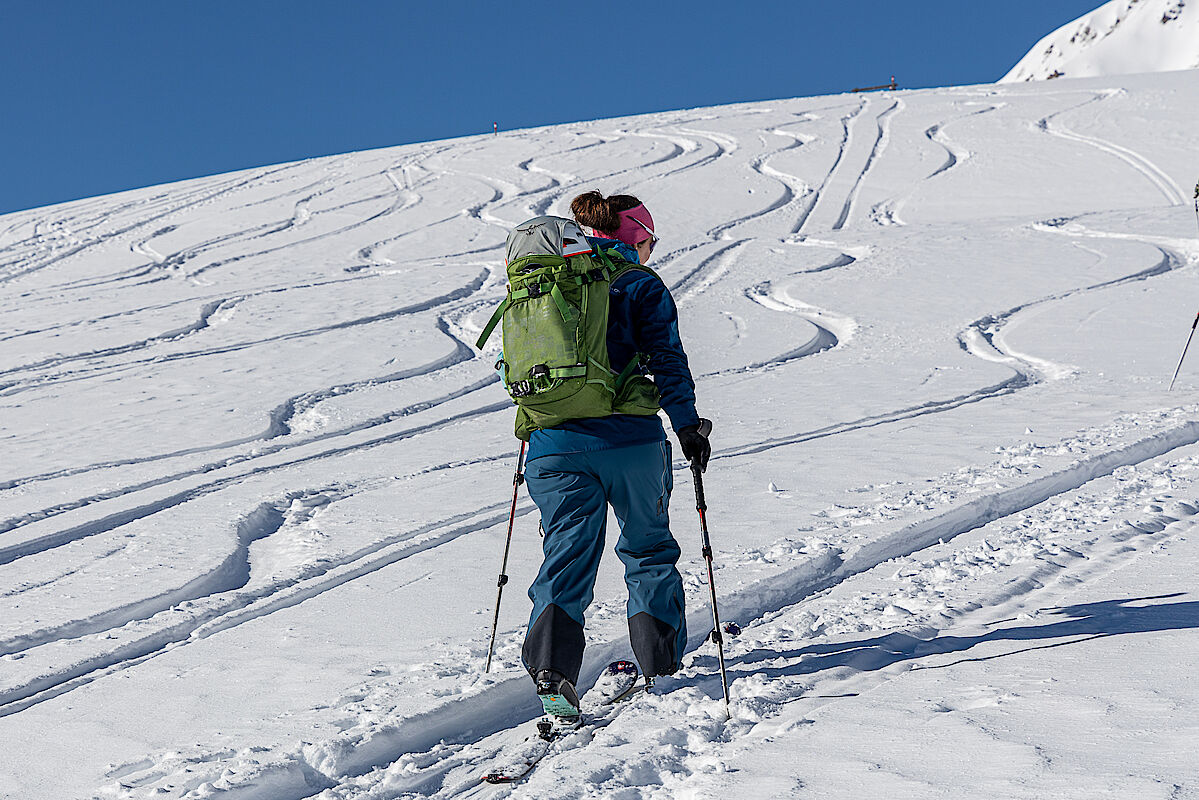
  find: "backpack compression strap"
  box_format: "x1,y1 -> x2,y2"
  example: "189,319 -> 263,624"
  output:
474,247 -> 655,351
475,253 -> 620,350
474,282 -> 580,350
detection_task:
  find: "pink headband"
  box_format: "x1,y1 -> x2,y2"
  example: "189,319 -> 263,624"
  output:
594,204 -> 655,249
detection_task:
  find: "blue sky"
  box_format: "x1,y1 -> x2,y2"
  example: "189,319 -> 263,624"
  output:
0,1 -> 1106,215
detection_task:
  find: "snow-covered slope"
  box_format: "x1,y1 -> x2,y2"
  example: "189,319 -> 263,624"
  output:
2,70 -> 1199,799
1002,0 -> 1199,82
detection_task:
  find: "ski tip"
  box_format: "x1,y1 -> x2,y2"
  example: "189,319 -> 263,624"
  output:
483,774 -> 518,784
605,659 -> 639,676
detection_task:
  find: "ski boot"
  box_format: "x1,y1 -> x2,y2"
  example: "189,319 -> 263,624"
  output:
535,669 -> 581,738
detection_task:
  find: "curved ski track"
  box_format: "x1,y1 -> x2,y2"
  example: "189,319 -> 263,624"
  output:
0,162 -> 314,288
871,100 -> 1003,227
0,265 -> 488,397
0,497 -> 535,716
1034,89 -> 1186,207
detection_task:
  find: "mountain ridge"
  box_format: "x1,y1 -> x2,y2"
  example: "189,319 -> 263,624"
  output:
1002,0 -> 1199,82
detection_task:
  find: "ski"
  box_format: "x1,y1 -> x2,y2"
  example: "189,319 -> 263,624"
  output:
480,718 -> 563,784
480,660 -> 643,785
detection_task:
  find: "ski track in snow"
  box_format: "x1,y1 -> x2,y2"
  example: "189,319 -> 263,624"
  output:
960,230 -> 1188,384
718,227 -> 1187,466
2,73 -> 1199,799
832,97 -> 900,231
0,296 -> 245,382
0,497 -> 525,717
0,381 -> 510,557
1034,89 -> 1186,207
719,281 -> 846,373
183,164 -> 429,282
792,99 -> 868,235
872,99 -> 1004,227
0,269 -> 489,397
0,163 -> 311,288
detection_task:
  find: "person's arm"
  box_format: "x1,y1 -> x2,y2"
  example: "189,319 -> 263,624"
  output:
627,274 -> 700,432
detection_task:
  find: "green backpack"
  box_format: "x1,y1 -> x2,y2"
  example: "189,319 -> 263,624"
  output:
475,216 -> 661,440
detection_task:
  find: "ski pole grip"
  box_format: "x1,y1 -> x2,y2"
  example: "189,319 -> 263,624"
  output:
692,463 -> 707,511
690,418 -> 713,498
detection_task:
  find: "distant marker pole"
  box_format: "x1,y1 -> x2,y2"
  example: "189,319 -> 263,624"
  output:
484,440 -> 527,673
493,122 -> 498,137
1169,311 -> 1199,391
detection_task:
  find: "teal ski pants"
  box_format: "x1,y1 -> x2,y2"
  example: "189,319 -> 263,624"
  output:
521,440 -> 687,684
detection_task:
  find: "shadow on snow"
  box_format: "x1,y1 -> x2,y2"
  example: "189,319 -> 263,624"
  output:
728,594 -> 1198,681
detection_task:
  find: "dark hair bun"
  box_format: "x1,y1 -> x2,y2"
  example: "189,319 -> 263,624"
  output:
571,190 -> 642,234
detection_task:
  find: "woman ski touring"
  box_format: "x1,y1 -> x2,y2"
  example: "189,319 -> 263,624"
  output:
477,190 -> 710,726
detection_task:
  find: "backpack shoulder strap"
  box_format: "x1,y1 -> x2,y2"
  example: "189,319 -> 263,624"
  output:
597,247 -> 663,284
475,297 -> 509,349
594,247 -> 665,388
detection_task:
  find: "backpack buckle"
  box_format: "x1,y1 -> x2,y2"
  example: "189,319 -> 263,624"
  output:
510,380 -> 534,397
526,284 -> 545,298
530,364 -> 550,379
586,268 -> 606,284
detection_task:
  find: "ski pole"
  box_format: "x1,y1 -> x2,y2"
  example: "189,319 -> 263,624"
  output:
689,419 -> 731,719
1169,311 -> 1199,391
1193,181 -> 1198,237
484,440 -> 527,673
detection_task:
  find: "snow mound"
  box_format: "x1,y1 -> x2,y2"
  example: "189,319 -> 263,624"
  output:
1001,0 -> 1199,82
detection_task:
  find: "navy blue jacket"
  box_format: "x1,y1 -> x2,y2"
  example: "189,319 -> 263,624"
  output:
527,238 -> 699,461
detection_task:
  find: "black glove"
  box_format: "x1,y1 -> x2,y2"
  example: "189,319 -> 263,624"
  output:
677,419 -> 712,472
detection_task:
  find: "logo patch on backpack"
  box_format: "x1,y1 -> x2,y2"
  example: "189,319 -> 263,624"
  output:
560,236 -> 592,258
